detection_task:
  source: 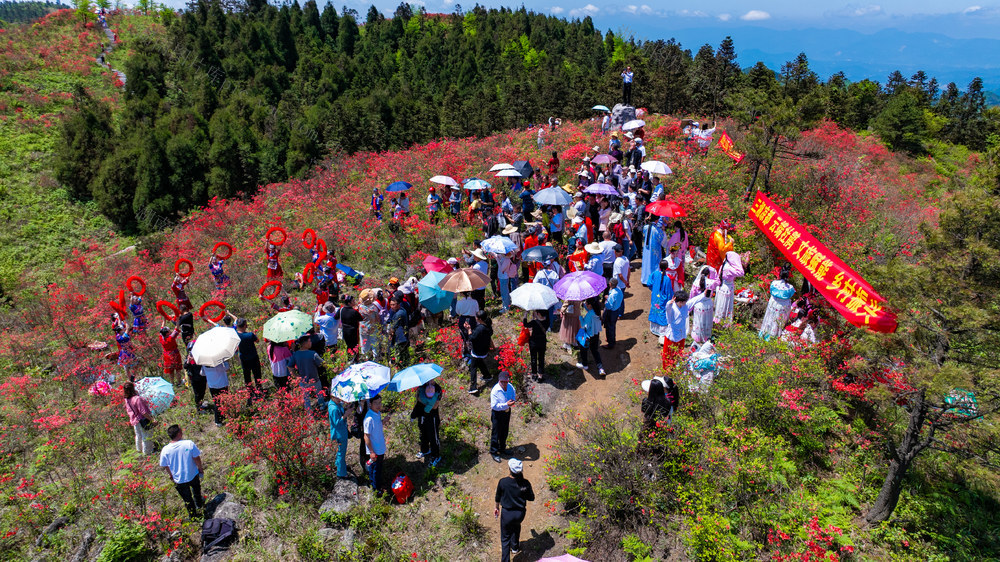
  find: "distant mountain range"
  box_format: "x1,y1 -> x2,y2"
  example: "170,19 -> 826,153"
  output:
622,24 -> 1000,93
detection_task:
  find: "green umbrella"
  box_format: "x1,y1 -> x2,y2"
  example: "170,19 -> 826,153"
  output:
262,309 -> 313,342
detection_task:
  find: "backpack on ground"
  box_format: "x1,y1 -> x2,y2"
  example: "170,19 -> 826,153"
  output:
201,518 -> 236,554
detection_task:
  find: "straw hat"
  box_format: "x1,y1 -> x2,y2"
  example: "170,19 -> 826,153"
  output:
585,242 -> 602,254
502,224 -> 518,235
359,289 -> 374,303
531,209 -> 544,220
472,248 -> 487,260
561,183 -> 576,194
566,208 -> 579,220
609,212 -> 623,224
641,376 -> 667,392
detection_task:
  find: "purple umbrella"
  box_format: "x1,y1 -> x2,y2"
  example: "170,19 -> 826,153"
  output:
591,154 -> 617,165
540,556 -> 589,562
553,271 -> 606,301
583,183 -> 619,196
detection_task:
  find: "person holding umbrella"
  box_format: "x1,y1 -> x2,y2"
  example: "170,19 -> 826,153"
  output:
123,381 -> 156,455
533,258 -> 563,331
266,339 -> 291,390
327,395 -> 350,478
490,371 -> 516,463
415,380 -> 442,467
522,310 -> 548,382
576,298 -> 606,377
495,458 -> 535,562
202,359 -> 230,427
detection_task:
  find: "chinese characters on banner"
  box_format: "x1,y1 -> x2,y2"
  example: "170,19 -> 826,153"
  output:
749,192 -> 898,333
717,131 -> 745,164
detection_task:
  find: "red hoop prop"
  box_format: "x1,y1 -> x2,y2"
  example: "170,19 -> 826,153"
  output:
126,275 -> 146,296
302,262 -> 316,284
109,289 -> 127,317
301,228 -> 317,249
155,300 -> 180,322
199,300 -> 226,322
266,227 -> 287,246
212,242 -> 233,260
259,280 -> 282,300
313,238 -> 328,264
174,258 -> 194,277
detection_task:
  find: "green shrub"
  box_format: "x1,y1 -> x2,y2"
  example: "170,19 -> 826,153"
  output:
97,520 -> 150,562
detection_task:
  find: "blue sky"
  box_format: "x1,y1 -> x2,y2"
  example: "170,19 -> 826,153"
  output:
151,1 -> 1000,39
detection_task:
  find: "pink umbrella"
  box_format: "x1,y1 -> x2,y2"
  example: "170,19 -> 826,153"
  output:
539,555 -> 589,562
421,255 -> 453,274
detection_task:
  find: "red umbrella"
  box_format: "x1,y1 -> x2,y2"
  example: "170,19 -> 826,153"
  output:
422,255 -> 453,274
646,200 -> 687,218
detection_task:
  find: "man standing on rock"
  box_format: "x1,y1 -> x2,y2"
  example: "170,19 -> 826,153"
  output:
622,65 -> 634,106
159,425 -> 205,518
490,371 -> 516,463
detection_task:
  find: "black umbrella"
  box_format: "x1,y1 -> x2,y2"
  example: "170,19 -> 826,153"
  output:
521,245 -> 558,263
513,160 -> 534,179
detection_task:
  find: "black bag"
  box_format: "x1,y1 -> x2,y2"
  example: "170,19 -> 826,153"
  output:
410,399 -> 423,420
201,518 -> 236,554
139,418 -> 153,430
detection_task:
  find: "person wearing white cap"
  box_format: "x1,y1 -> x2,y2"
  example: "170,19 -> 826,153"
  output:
490,370 -> 516,462
495,457 -> 535,562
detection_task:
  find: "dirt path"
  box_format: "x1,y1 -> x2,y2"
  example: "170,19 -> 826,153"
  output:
456,262 -> 660,559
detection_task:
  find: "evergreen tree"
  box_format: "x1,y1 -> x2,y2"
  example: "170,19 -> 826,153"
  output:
54,85 -> 113,200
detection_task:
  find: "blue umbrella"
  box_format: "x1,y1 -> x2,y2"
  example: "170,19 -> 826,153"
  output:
521,245 -> 558,263
481,235 -> 517,255
417,271 -> 454,314
135,377 -> 175,415
592,105 -> 610,112
388,363 -> 444,392
385,181 -> 413,192
464,178 -> 492,191
533,187 -> 573,206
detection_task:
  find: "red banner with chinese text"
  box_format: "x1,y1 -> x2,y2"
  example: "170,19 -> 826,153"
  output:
717,131 -> 745,164
749,192 -> 898,333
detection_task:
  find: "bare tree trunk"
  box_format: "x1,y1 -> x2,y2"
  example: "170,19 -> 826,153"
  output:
763,133 -> 779,195
866,388 -> 934,524
744,161 -> 762,202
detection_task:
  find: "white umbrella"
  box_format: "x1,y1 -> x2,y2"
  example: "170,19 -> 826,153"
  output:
334,361 -> 391,398
191,327 -> 240,367
429,175 -> 458,186
489,163 -> 515,172
495,169 -> 523,177
622,119 -> 646,131
591,105 -> 610,112
511,283 -> 560,311
641,160 -> 672,176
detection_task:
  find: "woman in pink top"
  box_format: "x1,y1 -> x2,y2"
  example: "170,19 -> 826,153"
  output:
123,381 -> 156,455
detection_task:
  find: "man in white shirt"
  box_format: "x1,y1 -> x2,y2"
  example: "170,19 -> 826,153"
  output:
490,371 -> 516,463
598,231 -> 618,281
533,259 -> 563,331
160,424 -> 205,518
621,65 -> 634,105
363,395 -> 387,492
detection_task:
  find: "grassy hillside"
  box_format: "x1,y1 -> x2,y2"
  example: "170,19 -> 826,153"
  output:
0,9 -> 129,296
0,103 -> 995,562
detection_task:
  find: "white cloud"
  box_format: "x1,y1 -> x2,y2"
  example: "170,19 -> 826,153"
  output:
569,3 -> 599,17
550,6 -> 564,14
852,4 -> 882,16
624,4 -> 638,14
622,4 -> 654,15
963,5 -> 982,13
740,9 -> 771,21
678,9 -> 708,17
718,13 -> 731,21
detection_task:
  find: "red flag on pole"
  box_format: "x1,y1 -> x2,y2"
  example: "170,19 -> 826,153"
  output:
717,131 -> 745,164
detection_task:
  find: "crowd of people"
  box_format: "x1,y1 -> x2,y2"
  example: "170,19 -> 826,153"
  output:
106,111 -> 826,560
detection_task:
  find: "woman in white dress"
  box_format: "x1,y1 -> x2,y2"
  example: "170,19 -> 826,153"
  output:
689,266 -> 716,344
714,251 -> 745,325
759,263 -> 796,340
665,244 -> 684,293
